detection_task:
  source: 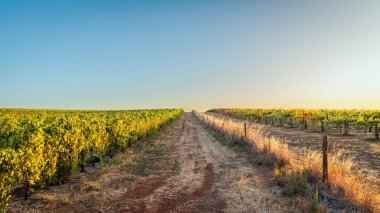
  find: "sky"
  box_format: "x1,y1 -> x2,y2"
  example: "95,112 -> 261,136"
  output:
1,0 -> 380,111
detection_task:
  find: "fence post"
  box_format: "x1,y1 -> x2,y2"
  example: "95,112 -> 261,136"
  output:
322,135 -> 328,183
244,122 -> 247,139
266,137 -> 271,161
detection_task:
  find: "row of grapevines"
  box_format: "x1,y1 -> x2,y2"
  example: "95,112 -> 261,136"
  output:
0,108 -> 183,210
209,108 -> 380,138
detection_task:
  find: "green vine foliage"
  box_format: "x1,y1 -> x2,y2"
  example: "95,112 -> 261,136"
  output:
0,108 -> 183,211
209,108 -> 380,136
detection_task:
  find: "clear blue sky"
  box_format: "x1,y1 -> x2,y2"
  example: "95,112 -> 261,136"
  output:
1,0 -> 380,111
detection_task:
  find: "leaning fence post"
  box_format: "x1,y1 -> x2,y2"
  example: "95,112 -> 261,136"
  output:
322,135 -> 328,183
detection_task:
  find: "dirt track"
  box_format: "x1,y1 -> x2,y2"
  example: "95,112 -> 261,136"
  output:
9,112 -> 296,212
117,112 -> 290,212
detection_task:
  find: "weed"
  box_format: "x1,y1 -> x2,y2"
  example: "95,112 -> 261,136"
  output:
310,190 -> 319,213
111,154 -> 124,165
274,163 -> 287,187
284,172 -> 306,196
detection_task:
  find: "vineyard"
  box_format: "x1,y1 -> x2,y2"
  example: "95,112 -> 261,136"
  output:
0,108 -> 183,211
198,109 -> 380,211
209,108 -> 380,139
1,109 -> 380,212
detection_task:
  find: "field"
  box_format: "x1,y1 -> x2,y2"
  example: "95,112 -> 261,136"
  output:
0,108 -> 183,211
202,109 -> 380,211
1,109 -> 379,212
207,109 -> 380,183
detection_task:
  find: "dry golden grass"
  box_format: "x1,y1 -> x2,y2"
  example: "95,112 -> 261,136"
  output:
82,181 -> 100,192
194,111 -> 380,212
370,143 -> 380,154
300,150 -> 380,211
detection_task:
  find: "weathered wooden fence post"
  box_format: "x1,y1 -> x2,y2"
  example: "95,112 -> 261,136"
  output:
322,135 -> 328,183
266,137 -> 271,161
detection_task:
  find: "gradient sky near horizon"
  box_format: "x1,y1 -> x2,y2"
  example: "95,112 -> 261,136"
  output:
1,0 -> 380,111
